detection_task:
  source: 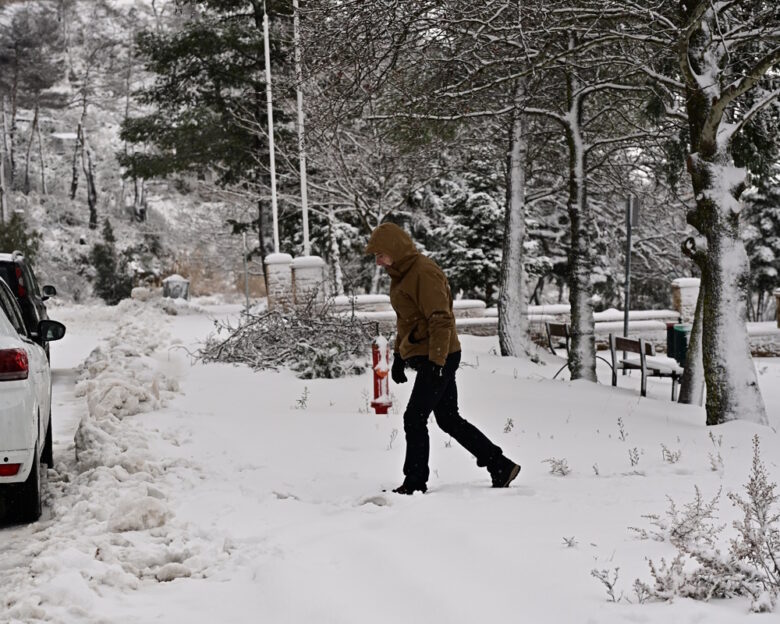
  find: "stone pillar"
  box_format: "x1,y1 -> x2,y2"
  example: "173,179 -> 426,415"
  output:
264,253 -> 293,310
775,288 -> 780,328
671,277 -> 700,323
291,255 -> 327,306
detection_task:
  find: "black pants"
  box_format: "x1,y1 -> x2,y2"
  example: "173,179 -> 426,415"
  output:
402,351 -> 502,485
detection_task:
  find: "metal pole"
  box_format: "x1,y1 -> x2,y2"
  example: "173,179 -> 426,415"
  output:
622,196 -> 632,374
293,0 -> 310,256
243,231 -> 250,314
263,2 -> 280,254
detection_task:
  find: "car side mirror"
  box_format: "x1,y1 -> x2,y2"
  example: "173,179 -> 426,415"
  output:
42,285 -> 57,301
38,320 -> 66,342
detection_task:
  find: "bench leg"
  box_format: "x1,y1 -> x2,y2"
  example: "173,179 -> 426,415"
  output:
671,376 -> 678,402
553,362 -> 568,380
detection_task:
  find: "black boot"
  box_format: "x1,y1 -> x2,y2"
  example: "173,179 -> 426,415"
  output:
392,479 -> 427,495
489,456 -> 521,488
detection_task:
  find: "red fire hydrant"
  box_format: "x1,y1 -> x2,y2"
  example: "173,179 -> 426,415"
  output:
370,336 -> 392,415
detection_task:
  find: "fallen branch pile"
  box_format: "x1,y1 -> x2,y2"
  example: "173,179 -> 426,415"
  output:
198,306 -> 378,379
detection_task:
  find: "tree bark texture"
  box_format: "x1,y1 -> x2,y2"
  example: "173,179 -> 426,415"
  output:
679,3 -> 768,425
23,102 -> 38,195
498,82 -> 529,357
677,273 -> 705,406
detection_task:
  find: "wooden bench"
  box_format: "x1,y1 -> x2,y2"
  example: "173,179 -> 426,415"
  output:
608,333 -> 684,400
545,322 -> 612,379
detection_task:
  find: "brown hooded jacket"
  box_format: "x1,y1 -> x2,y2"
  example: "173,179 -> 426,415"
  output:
365,223 -> 461,366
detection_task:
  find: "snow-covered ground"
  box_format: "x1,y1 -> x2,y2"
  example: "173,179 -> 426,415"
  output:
2,299 -> 779,623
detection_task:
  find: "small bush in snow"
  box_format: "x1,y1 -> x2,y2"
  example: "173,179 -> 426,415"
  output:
633,436 -> 780,612
709,431 -> 724,473
617,417 -> 628,441
591,567 -> 622,602
503,418 -> 514,433
661,444 -> 681,464
543,457 -> 571,476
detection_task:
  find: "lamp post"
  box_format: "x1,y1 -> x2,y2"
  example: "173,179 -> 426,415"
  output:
293,0 -> 310,256
263,1 -> 279,254
622,195 -> 640,372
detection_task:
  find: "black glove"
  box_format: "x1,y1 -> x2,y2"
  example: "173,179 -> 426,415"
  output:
391,353 -> 407,384
428,360 -> 445,382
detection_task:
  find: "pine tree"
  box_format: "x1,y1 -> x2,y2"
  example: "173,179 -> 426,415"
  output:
0,212 -> 41,263
90,219 -> 132,305
120,0 -> 296,254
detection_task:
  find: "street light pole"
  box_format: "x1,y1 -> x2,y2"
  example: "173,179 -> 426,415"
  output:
293,0 -> 310,256
263,1 -> 279,254
623,195 -> 633,340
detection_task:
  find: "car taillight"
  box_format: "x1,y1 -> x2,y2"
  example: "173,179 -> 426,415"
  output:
15,266 -> 25,298
0,464 -> 21,477
0,348 -> 28,380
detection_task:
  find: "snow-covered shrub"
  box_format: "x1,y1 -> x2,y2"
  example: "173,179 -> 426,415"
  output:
632,436 -> 780,612
198,305 -> 374,379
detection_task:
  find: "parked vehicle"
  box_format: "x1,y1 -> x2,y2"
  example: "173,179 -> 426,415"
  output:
0,277 -> 65,523
0,251 -> 57,358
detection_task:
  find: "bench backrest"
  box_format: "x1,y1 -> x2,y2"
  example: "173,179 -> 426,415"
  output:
613,335 -> 654,356
545,322 -> 570,356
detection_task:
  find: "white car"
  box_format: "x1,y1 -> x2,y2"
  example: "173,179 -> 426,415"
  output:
0,277 -> 65,523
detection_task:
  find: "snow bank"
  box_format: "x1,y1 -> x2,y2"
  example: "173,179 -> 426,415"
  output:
2,301 -> 231,621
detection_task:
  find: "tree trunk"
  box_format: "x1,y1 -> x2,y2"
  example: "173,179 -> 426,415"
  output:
36,110 -> 46,195
678,275 -> 705,405
679,2 -> 768,425
565,115 -> 596,381
23,102 -> 38,195
81,131 -> 98,229
328,209 -> 345,296
0,146 -> 7,224
686,156 -> 767,424
498,82 -> 529,357
70,122 -> 82,200
9,53 -> 18,186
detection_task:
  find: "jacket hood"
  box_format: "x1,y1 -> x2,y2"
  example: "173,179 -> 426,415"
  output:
364,223 -> 418,274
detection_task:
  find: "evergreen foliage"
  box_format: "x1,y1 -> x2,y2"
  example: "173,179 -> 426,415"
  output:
89,219 -> 132,305
0,212 -> 41,263
120,0 -> 294,187
411,166 -> 504,303
743,165 -> 780,319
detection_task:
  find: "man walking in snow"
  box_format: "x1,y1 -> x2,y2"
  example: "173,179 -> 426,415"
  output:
365,222 -> 521,494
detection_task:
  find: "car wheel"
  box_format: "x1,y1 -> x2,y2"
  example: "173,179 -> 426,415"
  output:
17,442 -> 42,523
41,413 -> 53,467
